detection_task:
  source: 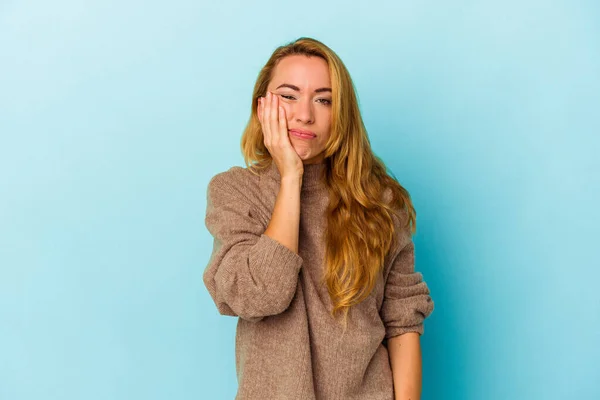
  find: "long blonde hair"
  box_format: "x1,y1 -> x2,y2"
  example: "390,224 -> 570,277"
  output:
241,37 -> 416,329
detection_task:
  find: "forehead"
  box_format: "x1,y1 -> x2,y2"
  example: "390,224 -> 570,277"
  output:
270,55 -> 331,89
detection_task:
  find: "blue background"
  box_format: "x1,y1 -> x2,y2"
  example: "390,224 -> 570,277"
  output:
1,1 -> 599,399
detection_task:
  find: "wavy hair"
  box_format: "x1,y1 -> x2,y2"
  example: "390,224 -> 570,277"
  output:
241,37 -> 416,329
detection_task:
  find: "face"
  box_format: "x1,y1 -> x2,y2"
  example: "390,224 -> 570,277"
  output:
266,55 -> 332,164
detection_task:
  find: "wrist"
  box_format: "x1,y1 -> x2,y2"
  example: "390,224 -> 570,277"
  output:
280,174 -> 303,186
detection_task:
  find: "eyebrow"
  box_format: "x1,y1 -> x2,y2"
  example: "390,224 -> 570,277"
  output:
275,83 -> 332,93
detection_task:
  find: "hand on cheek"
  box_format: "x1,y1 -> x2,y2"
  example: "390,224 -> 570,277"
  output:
257,91 -> 304,178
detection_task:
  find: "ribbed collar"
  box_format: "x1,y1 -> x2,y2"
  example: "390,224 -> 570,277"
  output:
265,160 -> 327,192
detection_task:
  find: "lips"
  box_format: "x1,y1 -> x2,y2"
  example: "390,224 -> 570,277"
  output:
289,129 -> 316,138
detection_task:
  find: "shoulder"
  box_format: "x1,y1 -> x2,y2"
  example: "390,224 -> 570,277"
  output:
206,165 -> 266,205
205,165 -> 275,230
208,165 -> 255,190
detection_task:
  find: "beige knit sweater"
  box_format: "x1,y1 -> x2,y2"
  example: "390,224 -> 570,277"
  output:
203,160 -> 434,400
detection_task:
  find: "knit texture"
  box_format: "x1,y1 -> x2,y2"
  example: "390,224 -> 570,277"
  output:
203,161 -> 434,400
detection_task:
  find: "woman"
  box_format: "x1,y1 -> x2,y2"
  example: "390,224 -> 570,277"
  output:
203,37 -> 434,400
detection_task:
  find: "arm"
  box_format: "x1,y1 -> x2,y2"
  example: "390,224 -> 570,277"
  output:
264,174 -> 302,253
388,332 -> 422,400
202,171 -> 303,322
259,90 -> 304,254
380,223 -> 434,399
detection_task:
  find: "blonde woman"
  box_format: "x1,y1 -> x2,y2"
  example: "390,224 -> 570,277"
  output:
203,37 -> 434,400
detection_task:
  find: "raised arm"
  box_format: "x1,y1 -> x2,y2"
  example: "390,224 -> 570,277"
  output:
203,91 -> 307,322
264,173 -> 302,254
202,170 -> 303,323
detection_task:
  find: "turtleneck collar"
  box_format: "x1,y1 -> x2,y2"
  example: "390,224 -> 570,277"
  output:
264,160 -> 327,192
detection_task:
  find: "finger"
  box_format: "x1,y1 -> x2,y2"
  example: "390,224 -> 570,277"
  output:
263,93 -> 272,144
278,105 -> 288,143
270,92 -> 279,144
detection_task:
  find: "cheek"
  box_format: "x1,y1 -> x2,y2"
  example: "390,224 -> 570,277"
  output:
318,109 -> 332,129
317,106 -> 331,117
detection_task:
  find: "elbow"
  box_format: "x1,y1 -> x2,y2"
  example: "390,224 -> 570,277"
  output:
381,293 -> 435,339
214,274 -> 298,320
205,264 -> 300,322
214,302 -> 265,323
203,234 -> 303,322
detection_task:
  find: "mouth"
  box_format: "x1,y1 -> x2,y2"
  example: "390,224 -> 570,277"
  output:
289,129 -> 317,139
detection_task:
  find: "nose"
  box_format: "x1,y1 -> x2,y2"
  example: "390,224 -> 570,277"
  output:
291,97 -> 314,125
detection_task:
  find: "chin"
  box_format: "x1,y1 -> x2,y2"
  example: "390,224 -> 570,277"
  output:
292,146 -> 311,159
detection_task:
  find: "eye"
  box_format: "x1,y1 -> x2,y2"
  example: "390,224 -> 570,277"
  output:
317,98 -> 332,106
280,94 -> 296,100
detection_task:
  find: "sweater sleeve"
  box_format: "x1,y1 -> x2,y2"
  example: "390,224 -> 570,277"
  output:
202,172 -> 304,322
380,225 -> 434,338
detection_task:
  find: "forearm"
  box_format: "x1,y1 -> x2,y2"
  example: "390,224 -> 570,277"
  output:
264,175 -> 302,253
388,332 -> 422,400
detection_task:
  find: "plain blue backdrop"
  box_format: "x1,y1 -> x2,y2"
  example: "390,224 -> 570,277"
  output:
1,1 -> 599,399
